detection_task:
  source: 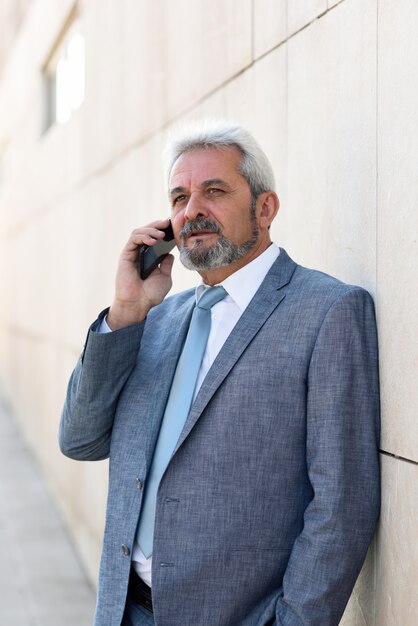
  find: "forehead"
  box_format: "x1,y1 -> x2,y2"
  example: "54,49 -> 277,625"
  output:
169,146 -> 246,188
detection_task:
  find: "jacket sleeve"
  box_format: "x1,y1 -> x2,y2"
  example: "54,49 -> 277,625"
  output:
275,287 -> 381,625
58,311 -> 145,461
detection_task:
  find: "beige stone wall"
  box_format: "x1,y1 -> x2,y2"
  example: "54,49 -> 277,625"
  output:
0,0 -> 416,623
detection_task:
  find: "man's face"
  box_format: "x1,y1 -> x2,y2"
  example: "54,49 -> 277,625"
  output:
169,146 -> 260,272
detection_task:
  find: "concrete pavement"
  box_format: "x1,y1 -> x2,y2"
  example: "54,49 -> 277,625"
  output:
0,399 -> 96,626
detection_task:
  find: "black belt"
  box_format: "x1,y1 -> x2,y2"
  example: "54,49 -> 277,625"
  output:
128,567 -> 153,613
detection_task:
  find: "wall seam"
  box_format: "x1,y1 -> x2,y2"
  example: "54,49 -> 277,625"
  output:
380,450 -> 418,467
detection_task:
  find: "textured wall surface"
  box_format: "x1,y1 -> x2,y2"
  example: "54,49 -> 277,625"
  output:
0,0 -> 417,623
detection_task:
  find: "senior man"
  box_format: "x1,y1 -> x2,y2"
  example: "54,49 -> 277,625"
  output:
59,120 -> 380,626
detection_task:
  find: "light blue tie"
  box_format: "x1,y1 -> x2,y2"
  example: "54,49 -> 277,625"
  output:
136,286 -> 227,558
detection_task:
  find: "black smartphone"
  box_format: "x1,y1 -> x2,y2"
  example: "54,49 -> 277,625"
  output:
136,222 -> 176,280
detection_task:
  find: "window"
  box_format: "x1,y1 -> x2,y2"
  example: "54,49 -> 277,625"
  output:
43,12 -> 85,131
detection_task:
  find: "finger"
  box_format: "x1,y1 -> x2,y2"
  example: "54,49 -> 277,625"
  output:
131,228 -> 165,242
158,254 -> 174,277
131,218 -> 170,237
123,230 -> 163,254
123,219 -> 172,255
130,223 -> 171,246
146,218 -> 170,229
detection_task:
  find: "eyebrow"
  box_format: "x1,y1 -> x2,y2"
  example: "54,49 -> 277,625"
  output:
169,178 -> 231,198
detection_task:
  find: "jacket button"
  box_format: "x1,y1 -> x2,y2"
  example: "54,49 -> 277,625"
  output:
135,478 -> 143,490
121,544 -> 130,557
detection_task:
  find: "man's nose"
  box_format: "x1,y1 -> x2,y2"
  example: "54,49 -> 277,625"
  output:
184,193 -> 209,221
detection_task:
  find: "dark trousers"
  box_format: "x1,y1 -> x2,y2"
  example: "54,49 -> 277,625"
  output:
121,595 -> 155,626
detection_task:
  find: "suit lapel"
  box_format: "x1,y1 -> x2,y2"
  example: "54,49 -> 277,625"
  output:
173,249 -> 297,454
133,292 -> 195,465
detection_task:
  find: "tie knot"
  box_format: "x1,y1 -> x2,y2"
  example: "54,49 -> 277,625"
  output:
197,286 -> 227,310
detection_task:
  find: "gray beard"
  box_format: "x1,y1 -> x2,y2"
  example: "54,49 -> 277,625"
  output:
179,202 -> 259,271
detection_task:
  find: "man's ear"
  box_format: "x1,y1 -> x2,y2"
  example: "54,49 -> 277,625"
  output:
258,192 -> 280,228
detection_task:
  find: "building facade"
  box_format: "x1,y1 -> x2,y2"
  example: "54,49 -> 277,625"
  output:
0,1 -> 417,623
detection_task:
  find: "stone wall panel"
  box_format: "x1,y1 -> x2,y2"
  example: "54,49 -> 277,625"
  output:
253,0 -> 287,59
286,0 -> 377,291
375,455 -> 418,625
377,0 -> 418,461
288,0 -> 328,36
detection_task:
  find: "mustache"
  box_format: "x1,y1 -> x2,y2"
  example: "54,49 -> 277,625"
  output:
179,218 -> 221,239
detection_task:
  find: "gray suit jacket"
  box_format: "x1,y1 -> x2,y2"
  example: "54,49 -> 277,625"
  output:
59,249 -> 380,626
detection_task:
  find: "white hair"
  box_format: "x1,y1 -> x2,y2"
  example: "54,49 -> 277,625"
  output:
164,118 -> 276,199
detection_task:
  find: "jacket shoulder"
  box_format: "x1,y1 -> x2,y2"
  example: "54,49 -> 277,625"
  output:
290,259 -> 373,304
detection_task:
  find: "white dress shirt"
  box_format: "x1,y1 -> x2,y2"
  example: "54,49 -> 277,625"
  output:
100,244 -> 280,586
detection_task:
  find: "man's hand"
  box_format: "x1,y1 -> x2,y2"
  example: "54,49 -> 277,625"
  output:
107,219 -> 175,329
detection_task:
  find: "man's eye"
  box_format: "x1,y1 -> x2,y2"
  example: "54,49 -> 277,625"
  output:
173,195 -> 187,205
208,188 -> 223,194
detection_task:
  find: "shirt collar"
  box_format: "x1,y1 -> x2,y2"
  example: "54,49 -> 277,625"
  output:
195,243 -> 280,311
